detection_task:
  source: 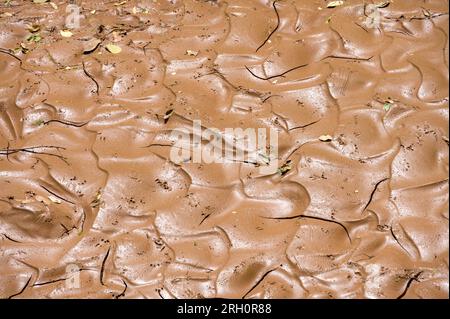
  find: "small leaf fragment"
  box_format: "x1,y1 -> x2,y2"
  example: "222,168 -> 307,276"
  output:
163,109 -> 174,123
327,1 -> 344,8
27,24 -> 41,33
376,1 -> 390,8
15,43 -> 29,54
186,50 -> 198,56
277,160 -> 292,176
48,195 -> 62,204
105,43 -> 122,54
32,119 -> 45,126
258,152 -> 271,165
383,103 -> 391,111
33,0 -> 49,3
421,8 -> 432,18
319,135 -> 333,142
60,30 -> 73,38
114,0 -> 127,5
90,189 -> 102,208
27,33 -> 42,43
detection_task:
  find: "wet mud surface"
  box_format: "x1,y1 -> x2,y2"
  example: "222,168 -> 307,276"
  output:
0,0 -> 448,298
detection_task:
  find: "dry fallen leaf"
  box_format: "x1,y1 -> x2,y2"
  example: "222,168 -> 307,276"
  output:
15,42 -> 29,54
27,24 -> 41,33
49,2 -> 58,9
186,50 -> 198,56
60,30 -> 73,38
32,119 -> 45,126
319,135 -> 333,142
48,195 -> 62,204
33,0 -> 49,3
327,1 -> 344,8
376,1 -> 390,8
105,43 -> 122,54
163,109 -> 174,123
90,189 -> 102,208
277,160 -> 292,176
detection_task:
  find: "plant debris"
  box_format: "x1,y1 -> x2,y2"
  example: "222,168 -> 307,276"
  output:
27,24 -> 41,33
60,30 -> 73,38
319,135 -> 333,142
90,189 -> 102,208
48,195 -> 62,204
163,109 -> 174,123
27,34 -> 42,43
327,1 -> 344,8
14,43 -> 29,54
32,119 -> 45,126
105,43 -> 122,54
277,160 -> 292,176
186,50 -> 198,56
376,1 -> 390,8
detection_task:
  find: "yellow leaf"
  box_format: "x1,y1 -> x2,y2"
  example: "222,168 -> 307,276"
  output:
27,24 -> 41,33
105,43 -> 122,54
319,135 -> 333,142
33,0 -> 49,3
327,1 -> 344,8
186,50 -> 198,56
60,30 -> 73,38
376,1 -> 390,8
48,195 -> 62,204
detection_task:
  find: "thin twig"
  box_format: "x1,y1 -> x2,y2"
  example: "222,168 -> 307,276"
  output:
40,184 -> 75,205
245,63 -> 308,81
262,214 -> 351,242
100,247 -> 111,286
82,61 -> 99,95
44,119 -> 89,127
8,276 -> 32,299
256,1 -> 280,52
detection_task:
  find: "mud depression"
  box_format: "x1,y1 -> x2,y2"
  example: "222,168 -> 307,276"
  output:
0,0 -> 448,299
